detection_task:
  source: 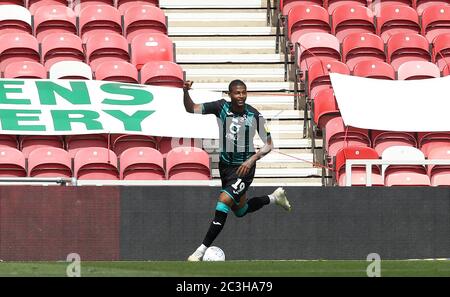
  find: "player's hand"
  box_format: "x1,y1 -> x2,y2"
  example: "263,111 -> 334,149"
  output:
236,159 -> 255,177
183,80 -> 193,91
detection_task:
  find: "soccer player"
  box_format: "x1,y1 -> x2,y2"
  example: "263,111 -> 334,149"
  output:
183,79 -> 292,261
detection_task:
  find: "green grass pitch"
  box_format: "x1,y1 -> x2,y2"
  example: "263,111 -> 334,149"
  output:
0,260 -> 449,277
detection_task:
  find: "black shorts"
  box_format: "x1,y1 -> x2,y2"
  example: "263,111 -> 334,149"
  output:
219,162 -> 256,205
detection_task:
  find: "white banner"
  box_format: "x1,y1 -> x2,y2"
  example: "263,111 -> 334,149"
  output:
0,79 -> 222,138
329,73 -> 450,132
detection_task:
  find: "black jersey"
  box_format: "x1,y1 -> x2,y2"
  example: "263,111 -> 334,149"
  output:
202,99 -> 271,165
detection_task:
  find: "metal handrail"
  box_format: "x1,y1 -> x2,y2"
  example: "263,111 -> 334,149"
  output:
345,159 -> 450,186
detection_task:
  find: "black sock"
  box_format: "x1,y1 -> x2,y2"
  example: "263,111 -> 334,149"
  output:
245,195 -> 270,214
202,210 -> 228,247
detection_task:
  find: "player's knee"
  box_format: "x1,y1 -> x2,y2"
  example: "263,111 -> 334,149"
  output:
216,201 -> 230,214
233,203 -> 248,218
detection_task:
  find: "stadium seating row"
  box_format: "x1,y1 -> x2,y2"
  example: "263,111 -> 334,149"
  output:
307,59 -> 445,99
0,134 -> 200,158
0,21 -> 174,67
279,0 -> 448,15
291,30 -> 450,78
334,145 -> 450,186
323,115 -> 450,186
283,3 -> 450,43
0,145 -> 211,181
0,32 -> 183,85
322,115 -> 450,158
278,2 -> 450,76
0,3 -> 166,43
0,0 -> 159,14
2,59 -> 184,87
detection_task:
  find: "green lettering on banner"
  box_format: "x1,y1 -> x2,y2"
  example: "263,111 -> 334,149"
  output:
35,81 -> 91,105
101,83 -> 153,105
0,109 -> 45,131
103,110 -> 155,132
0,81 -> 31,105
51,110 -> 103,131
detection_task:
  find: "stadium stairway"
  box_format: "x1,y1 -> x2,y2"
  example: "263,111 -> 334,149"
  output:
161,0 -> 323,186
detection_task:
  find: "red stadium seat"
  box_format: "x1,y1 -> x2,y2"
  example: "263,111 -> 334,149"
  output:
432,33 -> 450,71
378,0 -> 414,6
421,5 -> 450,43
384,167 -> 431,186
66,134 -> 109,158
331,4 -> 375,43
371,130 -> 417,155
427,145 -> 450,186
28,0 -> 67,14
33,5 -> 77,43
307,60 -> 350,99
312,88 -> 340,130
416,0 -> 449,15
27,147 -> 72,178
74,147 -> 119,180
20,135 -> 65,157
376,4 -> 420,43
305,62 -> 343,126
140,61 -> 184,88
342,33 -> 386,70
295,32 -> 341,74
286,4 -> 330,44
0,0 -> 25,5
111,134 -> 158,157
130,33 -> 175,70
280,0 -> 324,16
78,4 -> 122,43
352,60 -> 396,79
158,137 -> 198,156
334,146 -> 383,186
443,64 -> 450,76
0,147 -> 26,177
118,0 -> 160,14
397,61 -> 440,80
0,33 -> 40,72
0,135 -> 18,149
124,5 -> 167,43
166,147 -> 211,180
85,32 -> 130,71
73,0 -> 115,12
386,33 -> 431,71
381,146 -> 431,186
324,116 -> 371,166
41,33 -> 85,69
3,61 -> 47,79
0,4 -> 32,34
48,61 -> 93,79
119,147 -> 165,180
368,0 -> 415,15
418,132 -> 450,157
325,0 -> 368,14
94,61 -> 139,83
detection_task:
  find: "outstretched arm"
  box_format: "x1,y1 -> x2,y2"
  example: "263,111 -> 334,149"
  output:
183,80 -> 202,114
236,137 -> 273,177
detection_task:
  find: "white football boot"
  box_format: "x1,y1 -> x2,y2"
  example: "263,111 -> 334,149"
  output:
187,249 -> 204,262
272,187 -> 292,211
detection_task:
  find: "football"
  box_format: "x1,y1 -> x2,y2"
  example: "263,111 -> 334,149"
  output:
202,246 -> 225,261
